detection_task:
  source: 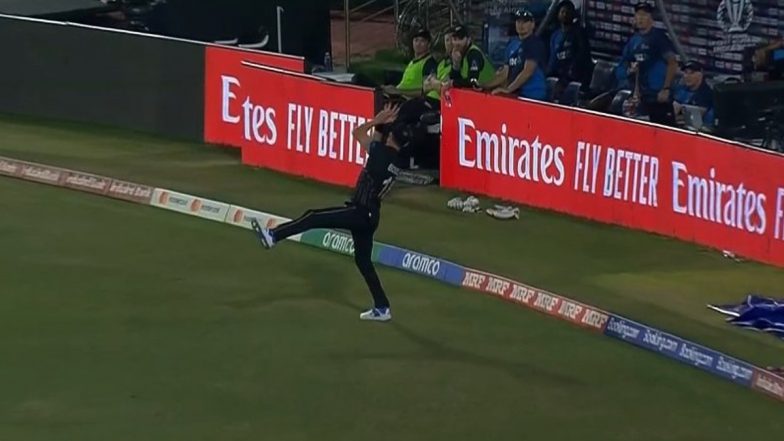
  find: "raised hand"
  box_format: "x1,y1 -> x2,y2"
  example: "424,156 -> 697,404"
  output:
375,103 -> 400,124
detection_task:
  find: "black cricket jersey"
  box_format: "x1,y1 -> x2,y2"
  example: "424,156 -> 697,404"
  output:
351,141 -> 400,209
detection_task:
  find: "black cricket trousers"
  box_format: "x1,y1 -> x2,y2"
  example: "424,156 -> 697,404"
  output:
272,204 -> 390,309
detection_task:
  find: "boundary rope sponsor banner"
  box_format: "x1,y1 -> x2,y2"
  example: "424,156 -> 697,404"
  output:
106,179 -> 154,204
300,229 -> 358,257
604,315 -> 755,387
1,155 -> 782,404
62,170 -> 113,195
461,268 -> 610,332
0,156 -> 154,204
0,157 -> 23,177
150,189 -> 231,223
18,162 -> 66,185
377,245 -> 466,286
753,369 -> 784,401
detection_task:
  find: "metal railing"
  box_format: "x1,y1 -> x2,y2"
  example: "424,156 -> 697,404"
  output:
341,0 -> 470,67
393,0 -> 469,57
342,0 -> 399,68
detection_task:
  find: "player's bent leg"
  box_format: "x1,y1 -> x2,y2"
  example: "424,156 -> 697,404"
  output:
268,206 -> 361,245
352,228 -> 391,322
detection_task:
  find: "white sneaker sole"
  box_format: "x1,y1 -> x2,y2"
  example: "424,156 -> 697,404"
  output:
251,218 -> 274,249
360,313 -> 392,322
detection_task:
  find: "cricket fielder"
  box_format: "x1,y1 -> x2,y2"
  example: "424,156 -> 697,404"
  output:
251,104 -> 411,322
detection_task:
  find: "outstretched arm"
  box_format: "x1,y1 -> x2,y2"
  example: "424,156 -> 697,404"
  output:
352,104 -> 400,150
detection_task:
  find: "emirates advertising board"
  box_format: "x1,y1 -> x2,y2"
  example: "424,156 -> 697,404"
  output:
204,46 -> 377,187
441,89 -> 784,267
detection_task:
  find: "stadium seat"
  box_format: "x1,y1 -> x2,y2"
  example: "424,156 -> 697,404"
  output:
560,81 -> 582,106
589,60 -> 616,95
546,77 -> 559,102
609,89 -> 632,115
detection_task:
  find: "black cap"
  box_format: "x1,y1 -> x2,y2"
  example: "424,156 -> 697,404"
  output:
682,60 -> 704,72
634,2 -> 655,13
513,9 -> 535,21
557,0 -> 576,11
451,25 -> 469,39
411,28 -> 432,41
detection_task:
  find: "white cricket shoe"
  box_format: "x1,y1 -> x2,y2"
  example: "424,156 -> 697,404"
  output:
250,218 -> 276,249
447,195 -> 481,213
360,307 -> 392,322
486,206 -> 520,220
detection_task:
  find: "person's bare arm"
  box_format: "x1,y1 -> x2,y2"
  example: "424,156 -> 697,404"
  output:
658,54 -> 678,102
352,104 -> 400,150
493,61 -> 536,95
352,119 -> 378,149
481,66 -> 509,90
764,37 -> 784,51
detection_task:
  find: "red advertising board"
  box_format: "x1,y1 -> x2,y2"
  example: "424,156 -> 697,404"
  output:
441,89 -> 784,267
209,45 -> 305,73
204,46 -> 376,187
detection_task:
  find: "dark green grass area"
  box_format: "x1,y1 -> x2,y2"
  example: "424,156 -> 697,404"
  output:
1,114 -> 782,368
1,177 -> 782,441
1,115 -> 784,439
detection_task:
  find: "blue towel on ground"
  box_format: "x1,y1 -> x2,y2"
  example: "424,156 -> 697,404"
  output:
708,295 -> 784,339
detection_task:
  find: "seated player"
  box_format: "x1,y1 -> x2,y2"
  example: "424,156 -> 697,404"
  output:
382,29 -> 438,99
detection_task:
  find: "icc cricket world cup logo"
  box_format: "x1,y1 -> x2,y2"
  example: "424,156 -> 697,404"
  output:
717,0 -> 754,33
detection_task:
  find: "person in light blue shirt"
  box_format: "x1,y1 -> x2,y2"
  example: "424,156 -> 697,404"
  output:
616,2 -> 679,125
484,9 -> 548,100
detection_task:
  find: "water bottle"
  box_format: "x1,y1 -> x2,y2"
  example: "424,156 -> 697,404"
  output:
324,52 -> 333,72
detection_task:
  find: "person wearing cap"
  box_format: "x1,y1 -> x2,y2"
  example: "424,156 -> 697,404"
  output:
383,28 -> 438,99
673,60 -> 715,127
483,9 -> 548,100
616,1 -> 679,125
547,0 -> 593,97
423,28 -> 456,102
390,29 -> 450,168
448,25 -> 496,90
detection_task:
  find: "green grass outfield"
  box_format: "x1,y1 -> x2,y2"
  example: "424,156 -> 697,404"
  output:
0,115 -> 783,440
